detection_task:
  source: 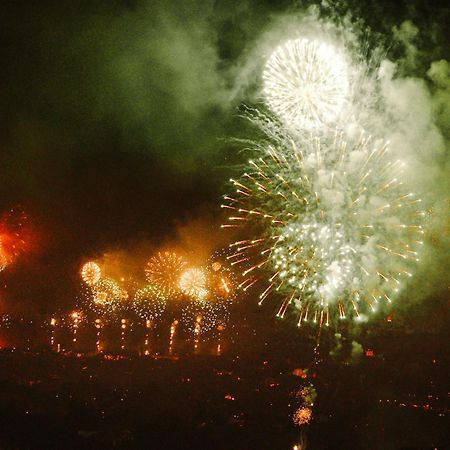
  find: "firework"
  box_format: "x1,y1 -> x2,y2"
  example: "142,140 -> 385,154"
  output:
87,278 -> 127,317
0,240 -> 8,271
181,299 -> 222,334
0,206 -> 31,270
208,251 -> 240,302
293,407 -> 312,426
263,38 -> 349,132
120,318 -> 127,350
168,319 -> 178,354
146,252 -> 187,296
222,130 -> 423,326
81,261 -> 101,286
182,302 -> 213,334
296,385 -> 317,406
179,261 -> 232,336
132,285 -> 167,322
94,318 -> 103,352
179,268 -> 208,300
69,311 -> 83,345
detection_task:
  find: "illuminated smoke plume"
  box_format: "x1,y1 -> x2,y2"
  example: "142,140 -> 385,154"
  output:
223,30 -> 426,327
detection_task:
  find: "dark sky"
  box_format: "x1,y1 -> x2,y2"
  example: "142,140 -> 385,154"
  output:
0,0 -> 448,318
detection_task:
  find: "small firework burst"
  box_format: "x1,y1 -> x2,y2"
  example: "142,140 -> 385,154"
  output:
81,261 -> 101,286
145,252 -> 187,297
293,407 -> 312,426
87,278 -> 127,319
295,384 -> 317,405
132,285 -> 167,323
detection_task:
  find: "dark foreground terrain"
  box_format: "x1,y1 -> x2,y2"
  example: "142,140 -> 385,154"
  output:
0,324 -> 448,450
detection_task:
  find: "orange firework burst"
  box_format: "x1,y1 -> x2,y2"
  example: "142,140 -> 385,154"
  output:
81,261 -> 101,286
293,407 -> 312,426
145,252 -> 187,296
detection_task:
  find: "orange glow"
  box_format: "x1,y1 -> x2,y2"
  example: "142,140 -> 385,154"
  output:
0,207 -> 33,270
292,368 -> 308,378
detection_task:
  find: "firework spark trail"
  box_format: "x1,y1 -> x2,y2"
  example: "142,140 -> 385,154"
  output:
208,250 -> 240,303
178,255 -> 238,338
222,130 -> 423,326
168,320 -> 178,354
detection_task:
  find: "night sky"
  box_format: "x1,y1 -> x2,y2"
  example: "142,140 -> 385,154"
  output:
0,0 -> 448,326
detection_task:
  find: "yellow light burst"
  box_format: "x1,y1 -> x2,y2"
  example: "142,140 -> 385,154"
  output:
145,252 -> 187,296
81,261 -> 101,286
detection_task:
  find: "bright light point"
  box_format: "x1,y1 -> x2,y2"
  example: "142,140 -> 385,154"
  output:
263,38 -> 349,131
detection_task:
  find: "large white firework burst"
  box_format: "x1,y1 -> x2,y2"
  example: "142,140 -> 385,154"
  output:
222,129 -> 424,327
263,38 -> 349,131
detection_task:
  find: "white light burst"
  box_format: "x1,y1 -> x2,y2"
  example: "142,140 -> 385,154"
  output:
222,130 -> 424,327
179,268 -> 208,300
263,38 -> 349,131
